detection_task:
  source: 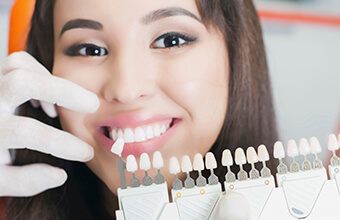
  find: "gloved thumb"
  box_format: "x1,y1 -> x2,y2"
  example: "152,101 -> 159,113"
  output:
214,192 -> 251,220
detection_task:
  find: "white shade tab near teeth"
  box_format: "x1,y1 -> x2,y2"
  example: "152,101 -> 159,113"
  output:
235,148 -> 246,165
222,149 -> 233,166
181,155 -> 193,173
309,137 -> 322,154
205,152 -> 217,169
287,140 -> 299,158
328,134 -> 339,151
257,144 -> 269,161
126,155 -> 138,172
299,138 -> 310,155
246,147 -> 258,164
193,153 -> 205,171
273,141 -> 285,159
139,153 -> 151,170
110,138 -> 125,157
169,157 -> 181,174
152,151 -> 164,169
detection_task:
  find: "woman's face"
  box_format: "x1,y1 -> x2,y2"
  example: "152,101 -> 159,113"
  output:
53,0 -> 229,194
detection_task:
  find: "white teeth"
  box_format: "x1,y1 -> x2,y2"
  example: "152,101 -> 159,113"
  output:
146,126 -> 154,139
273,141 -> 285,159
193,153 -> 205,171
309,137 -> 322,154
123,128 -> 134,143
110,129 -> 117,141
109,122 -> 171,143
287,140 -> 299,158
222,149 -> 233,166
328,134 -> 339,151
126,155 -> 138,172
117,129 -> 124,139
134,127 -> 146,142
258,144 -> 269,162
181,155 -> 193,173
205,152 -> 217,169
160,125 -> 166,134
140,153 -> 151,170
152,151 -> 164,169
153,124 -> 161,137
299,138 -> 310,156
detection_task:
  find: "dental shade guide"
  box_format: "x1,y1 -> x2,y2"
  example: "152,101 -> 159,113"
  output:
115,134 -> 340,220
111,138 -> 127,189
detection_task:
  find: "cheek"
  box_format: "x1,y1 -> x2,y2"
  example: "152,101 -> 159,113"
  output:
158,44 -> 229,152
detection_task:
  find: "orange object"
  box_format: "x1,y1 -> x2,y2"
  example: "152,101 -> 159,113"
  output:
258,10 -> 340,27
8,0 -> 35,55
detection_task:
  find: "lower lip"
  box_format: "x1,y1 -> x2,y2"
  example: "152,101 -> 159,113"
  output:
95,119 -> 181,157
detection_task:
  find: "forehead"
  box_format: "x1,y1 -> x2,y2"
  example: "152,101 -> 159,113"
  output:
54,0 -> 200,33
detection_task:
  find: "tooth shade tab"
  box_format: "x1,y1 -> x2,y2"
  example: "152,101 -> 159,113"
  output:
246,147 -> 258,164
274,141 -> 285,159
110,138 -> 125,157
310,137 -> 322,154
126,155 -> 138,172
299,138 -> 310,155
222,149 -> 233,166
139,153 -> 151,170
169,157 -> 181,174
235,148 -> 246,165
287,140 -> 299,157
152,151 -> 164,169
328,134 -> 339,151
205,152 -> 217,169
258,144 -> 269,161
193,153 -> 205,171
181,155 -> 193,173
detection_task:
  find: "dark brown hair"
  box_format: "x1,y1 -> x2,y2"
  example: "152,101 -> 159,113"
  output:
3,0 -> 278,219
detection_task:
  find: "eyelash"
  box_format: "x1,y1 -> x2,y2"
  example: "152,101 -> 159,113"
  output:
65,43 -> 108,57
64,32 -> 197,57
151,32 -> 197,49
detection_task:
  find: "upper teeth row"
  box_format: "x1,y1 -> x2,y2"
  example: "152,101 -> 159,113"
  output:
110,124 -> 170,143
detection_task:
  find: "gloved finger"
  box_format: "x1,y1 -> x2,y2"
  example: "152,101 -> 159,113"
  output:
30,99 -> 40,108
0,52 -> 51,76
0,115 -> 94,162
0,163 -> 67,197
40,101 -> 58,118
214,192 -> 251,220
0,69 -> 99,114
0,148 -> 11,165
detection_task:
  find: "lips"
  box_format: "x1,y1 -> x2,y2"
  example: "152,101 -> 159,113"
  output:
94,113 -> 181,157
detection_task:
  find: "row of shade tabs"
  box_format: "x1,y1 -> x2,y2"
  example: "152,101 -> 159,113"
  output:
118,133 -> 340,190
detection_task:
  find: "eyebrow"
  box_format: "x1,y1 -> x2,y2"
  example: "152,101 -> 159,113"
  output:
59,19 -> 103,38
142,7 -> 202,25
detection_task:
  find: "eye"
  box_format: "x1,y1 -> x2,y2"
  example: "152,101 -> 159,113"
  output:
151,32 -> 197,49
65,43 -> 108,57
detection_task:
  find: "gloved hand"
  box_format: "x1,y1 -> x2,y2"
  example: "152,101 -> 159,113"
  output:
214,191 -> 251,220
0,51 -> 100,197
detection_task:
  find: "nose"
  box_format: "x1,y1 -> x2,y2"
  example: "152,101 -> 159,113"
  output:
103,51 -> 156,105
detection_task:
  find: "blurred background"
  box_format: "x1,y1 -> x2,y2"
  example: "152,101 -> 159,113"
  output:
0,0 -> 339,161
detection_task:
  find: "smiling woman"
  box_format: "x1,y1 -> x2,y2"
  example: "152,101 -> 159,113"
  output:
1,0 -> 277,219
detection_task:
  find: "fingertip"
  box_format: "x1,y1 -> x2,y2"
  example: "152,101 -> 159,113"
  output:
87,92 -> 100,113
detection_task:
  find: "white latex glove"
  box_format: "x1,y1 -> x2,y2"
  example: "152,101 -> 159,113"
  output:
0,52 -> 100,197
214,192 -> 251,220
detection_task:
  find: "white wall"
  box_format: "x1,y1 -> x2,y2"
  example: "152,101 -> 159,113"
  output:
0,1 -> 11,60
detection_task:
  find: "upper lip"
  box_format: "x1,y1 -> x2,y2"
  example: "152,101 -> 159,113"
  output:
94,112 -> 177,129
